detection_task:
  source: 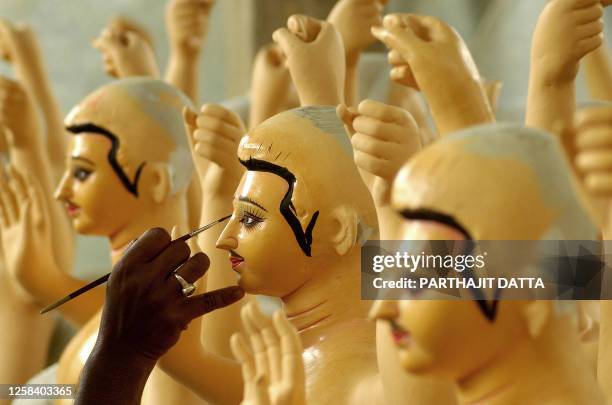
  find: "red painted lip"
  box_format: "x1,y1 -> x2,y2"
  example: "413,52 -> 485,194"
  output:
64,201 -> 81,217
390,322 -> 411,346
230,257 -> 244,269
229,251 -> 244,270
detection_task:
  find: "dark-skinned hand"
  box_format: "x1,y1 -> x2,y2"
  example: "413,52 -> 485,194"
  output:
97,227 -> 244,362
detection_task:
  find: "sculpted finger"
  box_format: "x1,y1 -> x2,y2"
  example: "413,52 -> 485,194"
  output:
250,301 -> 282,384
273,27 -> 302,55
195,115 -> 243,143
337,104 -> 358,137
584,172 -> 612,195
273,310 -> 304,385
231,332 -> 256,381
354,150 -> 395,178
576,127 -> 612,149
0,167 -> 18,223
287,14 -> 321,43
357,99 -> 414,126
200,103 -> 246,133
242,302 -> 270,380
7,165 -> 27,204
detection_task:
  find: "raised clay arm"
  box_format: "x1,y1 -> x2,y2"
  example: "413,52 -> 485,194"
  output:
155,104 -> 246,404
526,0 -> 605,156
0,20 -> 67,180
273,15 -> 346,106
0,167 -> 103,325
338,99 -> 421,239
573,104 -> 612,399
584,38 -> 612,101
248,44 -> 292,129
230,301 -> 306,405
164,0 -> 214,103
372,14 -> 494,136
328,0 -> 386,107
92,23 -> 160,78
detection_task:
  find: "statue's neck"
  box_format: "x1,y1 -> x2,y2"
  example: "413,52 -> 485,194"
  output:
281,250 -> 369,348
109,198 -> 187,265
457,319 -> 598,405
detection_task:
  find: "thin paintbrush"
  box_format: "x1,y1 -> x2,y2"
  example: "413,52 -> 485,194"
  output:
40,215 -> 232,315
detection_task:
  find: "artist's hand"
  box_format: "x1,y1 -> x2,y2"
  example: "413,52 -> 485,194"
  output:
338,99 -> 421,206
249,43 -> 292,129
273,15 -> 345,106
0,166 -> 56,289
93,27 -> 159,78
328,0 -> 386,58
97,227 -> 244,361
0,76 -> 40,151
184,104 -> 246,198
231,301 -> 305,405
531,0 -> 604,85
166,0 -> 214,56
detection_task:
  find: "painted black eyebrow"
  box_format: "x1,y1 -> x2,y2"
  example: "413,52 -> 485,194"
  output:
399,208 -> 472,240
399,207 -> 500,321
66,123 -> 117,138
238,196 -> 268,212
238,156 -> 319,257
71,156 -> 95,166
65,122 -> 145,197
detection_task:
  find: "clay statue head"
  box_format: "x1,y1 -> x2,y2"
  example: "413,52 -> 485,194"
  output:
371,123 -> 598,379
55,77 -> 193,237
217,106 -> 377,297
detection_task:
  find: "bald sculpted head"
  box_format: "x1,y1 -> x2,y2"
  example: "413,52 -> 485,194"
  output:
56,78 -> 194,236
216,106 -> 377,296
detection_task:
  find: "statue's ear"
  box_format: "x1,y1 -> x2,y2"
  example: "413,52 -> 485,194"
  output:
142,162 -> 171,203
522,301 -> 551,339
329,205 -> 358,256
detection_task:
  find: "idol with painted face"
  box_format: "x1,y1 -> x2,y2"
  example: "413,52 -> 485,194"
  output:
371,123 -> 604,404
217,106 -> 378,297
56,78 -> 193,252
216,106 -> 390,403
53,78 -> 207,405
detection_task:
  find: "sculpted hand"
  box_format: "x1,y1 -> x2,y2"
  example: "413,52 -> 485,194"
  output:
372,14 -> 493,135
328,0 -> 386,57
575,105 -> 612,196
338,99 -> 421,206
273,15 -> 345,106
97,227 -> 244,361
231,301 -> 305,405
184,103 -> 246,198
0,166 -> 56,288
0,76 -> 40,150
249,43 -> 292,128
373,14 -> 481,90
531,0 -> 604,85
0,19 -> 41,75
166,0 -> 214,55
93,27 -> 159,78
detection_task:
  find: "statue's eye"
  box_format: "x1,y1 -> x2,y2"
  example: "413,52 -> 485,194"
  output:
239,210 -> 264,231
73,167 -> 92,182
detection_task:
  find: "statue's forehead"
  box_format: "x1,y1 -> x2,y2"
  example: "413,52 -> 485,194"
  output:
238,111 -> 352,158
